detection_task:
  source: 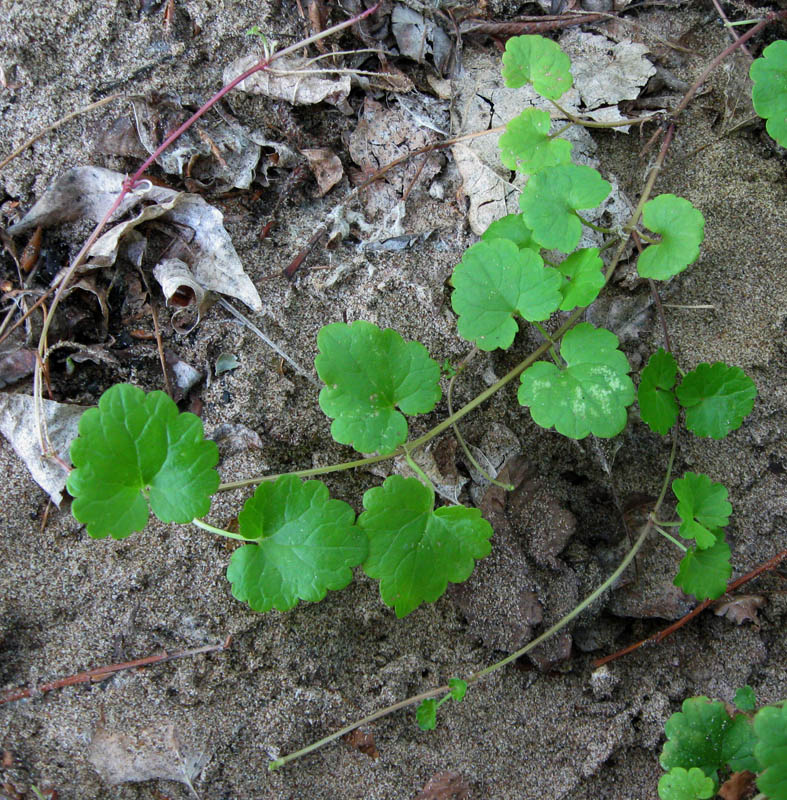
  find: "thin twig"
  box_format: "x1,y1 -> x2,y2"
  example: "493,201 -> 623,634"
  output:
0,637 -> 232,705
592,549 -> 787,668
710,0 -> 752,58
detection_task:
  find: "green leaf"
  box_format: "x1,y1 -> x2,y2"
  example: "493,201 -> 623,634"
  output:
677,362 -> 757,440
750,40 -> 787,148
754,703 -> 787,800
661,697 -> 757,779
417,699 -> 437,731
68,383 -> 219,539
556,248 -> 605,310
518,323 -> 635,439
672,472 -> 731,549
734,686 -> 757,713
451,239 -> 563,351
481,213 -> 540,252
674,536 -> 732,601
498,108 -> 573,173
226,475 -> 367,612
315,321 -> 441,454
519,164 -> 611,253
637,195 -> 705,280
658,767 -> 715,800
449,678 -> 468,701
359,476 -> 492,618
502,34 -> 573,99
638,348 -> 679,434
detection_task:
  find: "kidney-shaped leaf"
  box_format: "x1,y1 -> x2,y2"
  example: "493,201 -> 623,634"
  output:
518,322 -> 635,439
672,472 -> 731,549
519,164 -> 611,253
556,247 -> 605,310
316,321 -> 441,454
68,383 -> 219,539
502,34 -> 573,99
754,703 -> 787,800
674,536 -> 733,602
359,475 -> 492,617
750,40 -> 787,148
227,475 -> 367,612
481,213 -> 540,252
638,348 -> 679,434
677,362 -> 757,440
451,239 -> 562,351
658,767 -> 715,800
637,195 -> 705,280
498,108 -> 573,173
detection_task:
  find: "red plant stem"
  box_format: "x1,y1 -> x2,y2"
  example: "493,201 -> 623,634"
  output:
593,549 -> 787,668
0,636 -> 232,705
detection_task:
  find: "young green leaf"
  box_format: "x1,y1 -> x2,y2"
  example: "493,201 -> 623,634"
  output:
750,40 -> 787,148
672,472 -> 731,549
417,699 -> 438,731
556,248 -> 605,310
226,475 -> 367,612
451,239 -> 563,351
498,108 -> 573,173
449,678 -> 468,701
674,536 -> 732,601
658,767 -> 715,800
502,34 -> 573,99
518,323 -> 635,439
677,362 -> 757,440
754,703 -> 787,800
359,476 -> 492,618
734,686 -> 757,713
637,195 -> 705,280
481,213 -> 540,252
315,321 -> 441,454
661,697 -> 757,779
519,164 -> 611,253
638,348 -> 679,435
68,383 -> 219,539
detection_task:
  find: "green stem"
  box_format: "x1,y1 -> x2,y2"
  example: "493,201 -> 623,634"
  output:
654,520 -> 681,527
404,449 -> 435,497
574,213 -> 614,235
191,518 -> 248,542
653,526 -> 688,553
269,520 -> 653,770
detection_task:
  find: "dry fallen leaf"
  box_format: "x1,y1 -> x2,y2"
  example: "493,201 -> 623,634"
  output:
414,771 -> 470,800
301,148 -> 344,197
711,594 -> 766,626
718,770 -> 756,800
391,4 -> 452,75
343,728 -> 379,760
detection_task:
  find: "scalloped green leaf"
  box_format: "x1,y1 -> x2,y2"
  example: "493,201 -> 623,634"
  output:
226,475 -> 366,612
68,383 -> 219,539
734,686 -> 757,713
451,239 -> 562,351
502,34 -> 573,99
498,108 -> 573,173
556,248 -> 605,310
638,348 -> 679,435
315,321 -> 441,454
417,699 -> 437,731
674,535 -> 732,601
518,323 -> 635,439
359,476 -> 492,618
637,195 -> 705,280
754,703 -> 787,800
661,696 -> 757,779
449,678 -> 467,701
672,472 -> 731,549
481,213 -> 540,252
677,362 -> 757,439
519,164 -> 611,253
658,767 -> 715,800
750,40 -> 787,148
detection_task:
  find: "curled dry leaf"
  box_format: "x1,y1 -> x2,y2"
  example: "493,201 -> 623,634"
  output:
153,257 -> 208,333
343,728 -> 379,760
391,4 -> 452,75
718,770 -> 757,800
711,594 -> 766,626
209,423 -> 265,457
8,167 -> 262,312
414,771 -> 470,800
225,53 -> 351,108
0,393 -> 87,505
301,148 -> 344,197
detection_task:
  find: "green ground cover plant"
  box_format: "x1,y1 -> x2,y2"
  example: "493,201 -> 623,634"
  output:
658,692 -> 787,800
60,26 -> 787,774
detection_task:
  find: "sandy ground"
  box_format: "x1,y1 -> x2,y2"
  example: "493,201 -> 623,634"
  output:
1,2 -> 786,799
